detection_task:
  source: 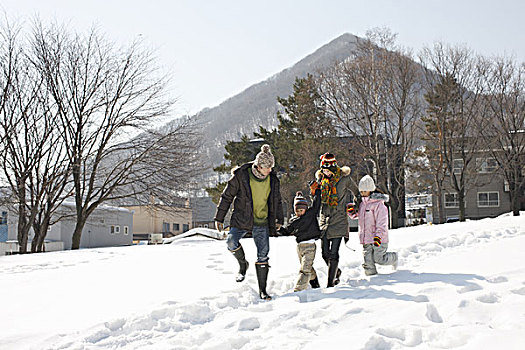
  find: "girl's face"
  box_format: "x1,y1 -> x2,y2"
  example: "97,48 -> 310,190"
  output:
360,190 -> 371,197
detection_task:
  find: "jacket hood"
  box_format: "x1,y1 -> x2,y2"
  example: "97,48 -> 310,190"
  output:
231,162 -> 252,175
315,165 -> 351,179
369,192 -> 389,202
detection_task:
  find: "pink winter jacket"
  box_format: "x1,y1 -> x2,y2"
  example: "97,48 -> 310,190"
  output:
356,193 -> 389,245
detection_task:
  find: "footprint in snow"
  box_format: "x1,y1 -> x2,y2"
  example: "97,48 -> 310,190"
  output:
425,304 -> 443,323
487,276 -> 508,283
375,327 -> 422,346
363,335 -> 393,350
458,283 -> 483,293
476,292 -> 500,303
511,287 -> 525,296
238,317 -> 261,331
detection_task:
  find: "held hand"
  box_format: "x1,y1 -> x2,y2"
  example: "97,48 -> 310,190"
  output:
215,221 -> 224,232
346,203 -> 357,216
373,236 -> 381,247
309,180 -> 320,196
276,223 -> 282,231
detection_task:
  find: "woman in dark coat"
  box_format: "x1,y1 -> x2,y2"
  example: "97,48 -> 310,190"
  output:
315,153 -> 354,287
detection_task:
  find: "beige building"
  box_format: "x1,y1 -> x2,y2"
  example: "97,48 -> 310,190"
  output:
126,203 -> 192,240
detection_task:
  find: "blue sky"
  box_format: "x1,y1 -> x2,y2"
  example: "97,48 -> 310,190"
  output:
2,0 -> 524,116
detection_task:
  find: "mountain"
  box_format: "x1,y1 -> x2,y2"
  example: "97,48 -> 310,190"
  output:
189,33 -> 360,166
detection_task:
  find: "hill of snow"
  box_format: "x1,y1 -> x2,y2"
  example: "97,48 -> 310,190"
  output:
1,213 -> 524,349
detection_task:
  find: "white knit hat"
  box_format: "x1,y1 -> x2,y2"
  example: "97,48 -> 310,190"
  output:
358,175 -> 376,192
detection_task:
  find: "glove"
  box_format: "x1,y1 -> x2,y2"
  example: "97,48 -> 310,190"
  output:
373,236 -> 381,247
346,203 -> 357,216
308,180 -> 320,197
215,221 -> 224,232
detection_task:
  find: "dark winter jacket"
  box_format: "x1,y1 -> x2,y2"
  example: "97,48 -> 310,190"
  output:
279,188 -> 322,243
316,166 -> 354,240
214,162 -> 284,235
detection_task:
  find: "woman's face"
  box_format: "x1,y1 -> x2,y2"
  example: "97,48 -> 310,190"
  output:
322,169 -> 333,177
360,190 -> 371,197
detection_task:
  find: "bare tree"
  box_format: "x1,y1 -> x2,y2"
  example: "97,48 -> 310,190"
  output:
419,43 -> 491,221
31,22 -> 201,249
0,19 -> 57,252
482,57 -> 525,216
317,28 -> 423,227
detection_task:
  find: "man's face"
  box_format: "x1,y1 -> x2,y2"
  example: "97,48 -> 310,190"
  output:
322,168 -> 333,177
258,166 -> 272,177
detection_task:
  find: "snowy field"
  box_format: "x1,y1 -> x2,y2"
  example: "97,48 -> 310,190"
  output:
1,213 -> 524,350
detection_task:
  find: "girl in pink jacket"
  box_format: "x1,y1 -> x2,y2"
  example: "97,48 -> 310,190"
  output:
349,175 -> 398,276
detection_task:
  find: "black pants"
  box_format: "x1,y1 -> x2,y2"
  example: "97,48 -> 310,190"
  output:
321,235 -> 342,261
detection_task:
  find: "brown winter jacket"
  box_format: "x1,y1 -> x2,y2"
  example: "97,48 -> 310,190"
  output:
316,166 -> 354,240
214,162 -> 284,235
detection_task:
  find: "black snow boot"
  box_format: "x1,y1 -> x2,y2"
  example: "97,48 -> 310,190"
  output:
255,262 -> 272,300
327,259 -> 339,288
309,276 -> 320,289
324,258 -> 342,286
231,245 -> 249,282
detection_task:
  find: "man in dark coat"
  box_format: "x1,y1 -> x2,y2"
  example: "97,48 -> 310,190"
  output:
214,144 -> 284,300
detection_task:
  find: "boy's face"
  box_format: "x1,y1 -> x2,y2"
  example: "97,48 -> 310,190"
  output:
360,190 -> 371,197
295,208 -> 306,217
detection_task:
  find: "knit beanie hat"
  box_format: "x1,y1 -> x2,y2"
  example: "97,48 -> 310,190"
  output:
358,175 -> 376,192
294,191 -> 308,211
254,144 -> 275,169
319,152 -> 338,173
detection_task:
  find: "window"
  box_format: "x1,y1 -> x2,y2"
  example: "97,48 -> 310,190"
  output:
162,222 -> 170,233
478,192 -> 499,207
0,211 -> 7,225
183,224 -> 189,232
452,159 -> 464,175
110,225 -> 120,234
476,158 -> 498,173
173,223 -> 180,231
123,226 -> 129,235
444,193 -> 459,208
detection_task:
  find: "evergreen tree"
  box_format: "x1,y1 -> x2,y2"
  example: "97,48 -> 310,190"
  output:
422,73 -> 460,223
207,74 -> 339,218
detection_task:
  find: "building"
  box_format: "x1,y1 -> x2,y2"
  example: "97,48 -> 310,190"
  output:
406,194 -> 433,225
432,154 -> 523,222
125,202 -> 192,241
0,202 -> 133,254
190,196 -> 217,229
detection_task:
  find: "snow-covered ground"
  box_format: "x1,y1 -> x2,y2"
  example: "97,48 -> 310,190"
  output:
1,213 -> 524,350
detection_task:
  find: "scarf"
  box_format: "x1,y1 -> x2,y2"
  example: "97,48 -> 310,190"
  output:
251,164 -> 268,180
320,167 -> 341,207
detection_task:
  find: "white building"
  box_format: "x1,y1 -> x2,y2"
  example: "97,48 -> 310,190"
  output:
0,202 -> 133,254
